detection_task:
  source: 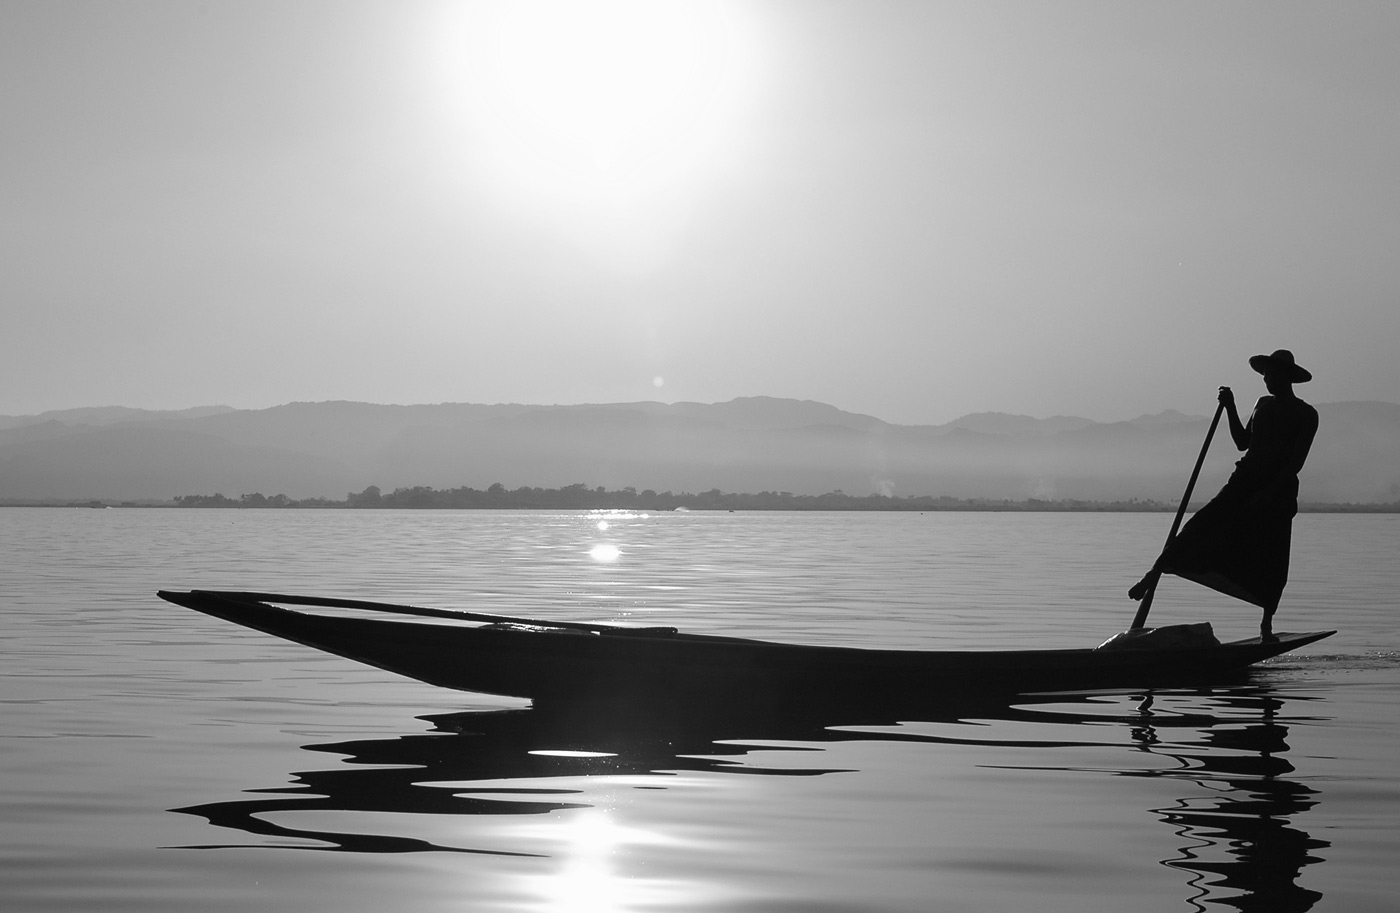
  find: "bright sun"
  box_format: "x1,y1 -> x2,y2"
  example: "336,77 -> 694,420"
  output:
445,1 -> 754,203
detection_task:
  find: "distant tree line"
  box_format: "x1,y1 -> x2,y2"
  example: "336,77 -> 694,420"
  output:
5,488 -> 1393,511
169,483 -> 1180,512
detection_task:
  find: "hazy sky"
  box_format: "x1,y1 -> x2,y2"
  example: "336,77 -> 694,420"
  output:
4,0 -> 1397,424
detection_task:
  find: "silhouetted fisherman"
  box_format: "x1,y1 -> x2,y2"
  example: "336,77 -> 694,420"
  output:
1130,349 -> 1318,641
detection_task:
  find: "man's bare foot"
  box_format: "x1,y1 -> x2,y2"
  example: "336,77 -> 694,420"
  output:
1128,572 -> 1156,601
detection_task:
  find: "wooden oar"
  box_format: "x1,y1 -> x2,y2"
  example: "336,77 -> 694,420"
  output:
1128,401 -> 1226,630
196,590 -> 642,633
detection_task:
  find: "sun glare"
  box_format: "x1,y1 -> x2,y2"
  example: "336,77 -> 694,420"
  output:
442,1 -> 756,205
589,543 -> 622,563
490,1 -> 731,173
514,808 -> 698,911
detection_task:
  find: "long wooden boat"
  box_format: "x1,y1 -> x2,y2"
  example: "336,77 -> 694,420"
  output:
157,590 -> 1333,711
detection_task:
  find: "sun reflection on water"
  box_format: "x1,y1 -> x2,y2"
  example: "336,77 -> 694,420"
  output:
588,543 -> 622,563
516,808 -> 704,913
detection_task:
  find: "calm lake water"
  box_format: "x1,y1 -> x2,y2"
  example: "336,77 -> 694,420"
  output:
2,508 -> 1397,912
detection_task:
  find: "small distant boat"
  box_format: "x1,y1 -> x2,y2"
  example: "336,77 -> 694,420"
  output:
157,590 -> 1333,710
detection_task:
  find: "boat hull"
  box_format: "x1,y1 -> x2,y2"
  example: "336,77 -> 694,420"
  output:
157,590 -> 1334,711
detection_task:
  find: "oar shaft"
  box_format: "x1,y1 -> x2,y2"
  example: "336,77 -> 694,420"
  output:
1163,401 -> 1225,546
198,590 -> 619,632
1130,401 -> 1226,629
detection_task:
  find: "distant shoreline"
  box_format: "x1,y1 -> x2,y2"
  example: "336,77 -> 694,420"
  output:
6,399 -> 1397,506
3,485 -> 1397,514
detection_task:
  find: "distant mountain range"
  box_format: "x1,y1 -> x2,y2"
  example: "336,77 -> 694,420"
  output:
1,397 -> 1396,503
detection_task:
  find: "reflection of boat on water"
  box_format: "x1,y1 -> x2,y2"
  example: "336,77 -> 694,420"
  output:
993,686 -> 1330,912
173,699 -> 901,855
173,682 -> 1329,910
1130,689 -> 1329,912
160,590 -> 1333,906
156,590 -> 1334,709
172,688 -> 1321,896
172,691 -> 1105,853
